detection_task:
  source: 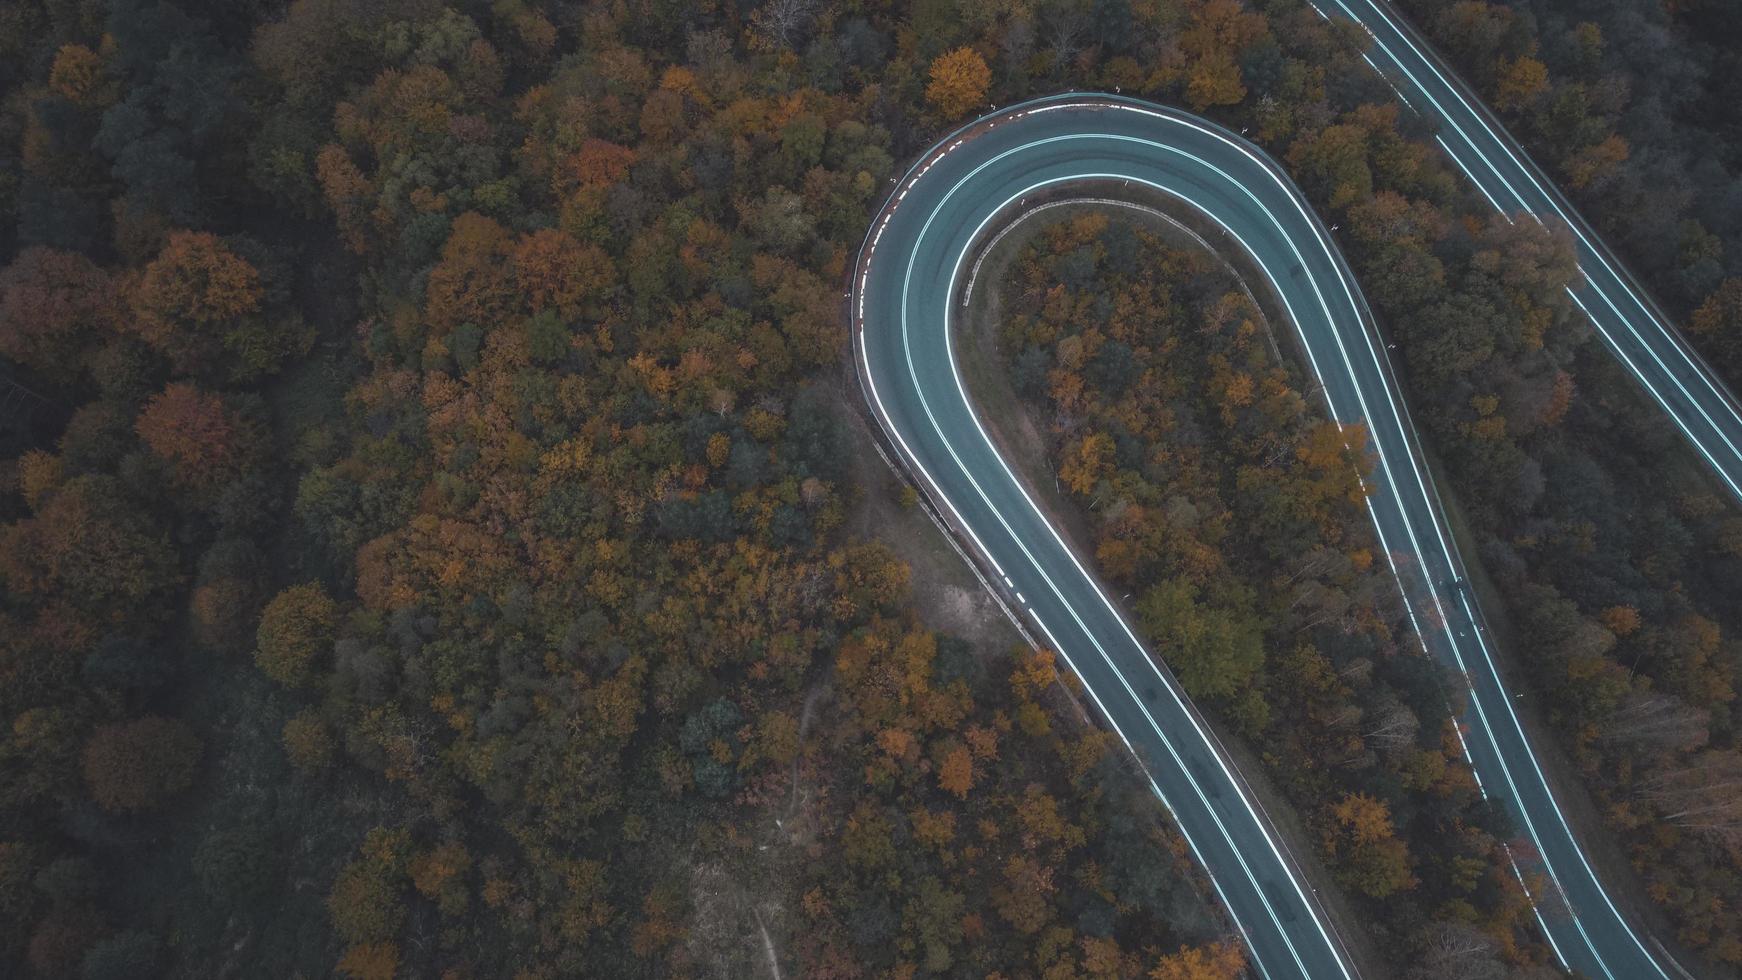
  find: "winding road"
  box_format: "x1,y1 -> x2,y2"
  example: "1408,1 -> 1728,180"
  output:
849,24 -> 1734,977
1327,0 -> 1742,504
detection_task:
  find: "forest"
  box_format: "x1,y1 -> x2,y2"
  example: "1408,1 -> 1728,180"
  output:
1394,0 -> 1742,382
0,0 -> 1736,977
989,211 -> 1557,976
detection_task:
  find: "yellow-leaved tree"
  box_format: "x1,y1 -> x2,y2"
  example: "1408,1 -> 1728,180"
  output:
926,48 -> 990,119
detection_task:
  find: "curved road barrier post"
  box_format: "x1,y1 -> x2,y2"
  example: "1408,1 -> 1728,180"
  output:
851,95 -> 1684,980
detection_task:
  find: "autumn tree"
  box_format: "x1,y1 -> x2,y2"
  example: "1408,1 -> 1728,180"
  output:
128,231 -> 305,378
48,43 -> 112,107
1288,123 -> 1375,211
1180,0 -> 1267,110
0,475 -> 179,620
315,144 -> 375,253
1187,53 -> 1246,110
1325,792 -> 1417,898
15,450 -> 62,510
82,716 -> 202,812
926,48 -> 990,119
1061,431 -> 1115,496
993,854 -> 1054,933
408,840 -> 471,915
904,874 -> 965,972
325,826 -> 411,950
1293,421 -> 1373,515
553,138 -> 638,197
513,228 -> 613,321
829,541 -> 912,619
328,862 -> 404,945
254,583 -> 339,687
1562,134 -> 1629,191
190,539 -> 267,654
1150,942 -> 1246,980
1493,56 -> 1549,112
424,212 -> 518,335
1598,605 -> 1642,638
134,383 -> 257,495
0,247 -> 117,380
938,744 -> 975,799
131,231 -> 260,344
1690,278 -> 1742,365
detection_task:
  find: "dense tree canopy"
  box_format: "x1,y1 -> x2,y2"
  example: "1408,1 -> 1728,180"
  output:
995,212 -> 1549,967
0,0 -> 1736,975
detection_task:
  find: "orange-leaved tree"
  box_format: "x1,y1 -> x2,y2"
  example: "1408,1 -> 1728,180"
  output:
134,383 -> 256,494
513,228 -> 614,320
1150,941 -> 1246,980
1325,792 -> 1417,898
130,231 -> 263,365
938,744 -> 974,799
926,48 -> 990,120
424,212 -> 517,334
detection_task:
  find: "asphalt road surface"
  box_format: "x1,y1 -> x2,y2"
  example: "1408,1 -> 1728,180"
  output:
852,93 -> 1703,979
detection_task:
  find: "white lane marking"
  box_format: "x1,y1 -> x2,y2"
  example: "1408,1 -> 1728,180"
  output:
1356,0 -> 1742,436
954,128 -> 1584,954
1339,0 -> 1742,503
897,144 -> 1367,977
1109,84 -> 1656,978
1565,289 -> 1742,498
1333,7 -> 1728,968
1193,92 -> 1630,973
1359,52 -> 1416,111
1024,606 -> 1275,980
854,93 -> 1680,980
857,329 -> 1010,584
864,105 -> 1651,980
1198,97 -> 1630,970
893,203 -> 1314,976
924,153 -> 1519,979
874,123 -> 1434,980
867,143 -> 1328,974
1198,78 -> 1667,972
1435,136 -> 1514,221
1328,0 -> 1531,219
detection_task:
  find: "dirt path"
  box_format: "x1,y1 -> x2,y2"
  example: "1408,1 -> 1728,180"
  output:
833,387 -> 1026,658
